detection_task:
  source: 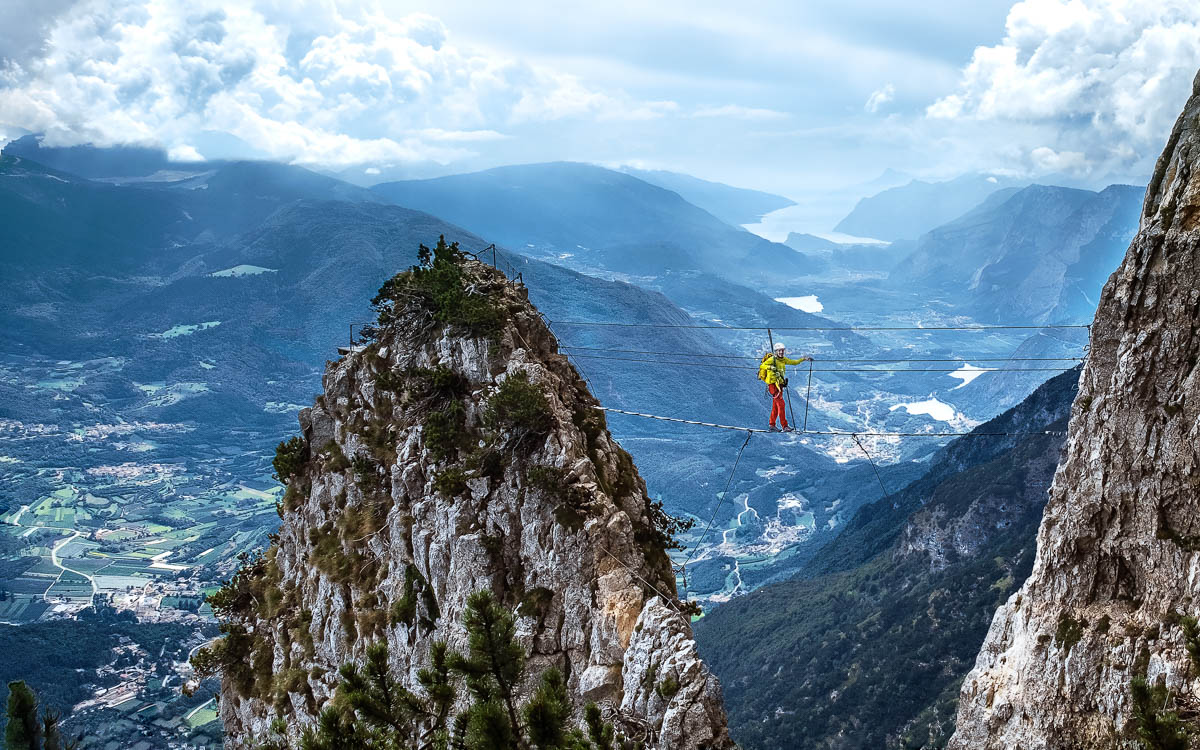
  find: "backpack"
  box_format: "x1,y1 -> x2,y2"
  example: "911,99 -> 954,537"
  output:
757,353 -> 773,382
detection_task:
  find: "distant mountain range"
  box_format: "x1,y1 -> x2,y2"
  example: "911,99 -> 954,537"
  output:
370,162 -> 818,290
834,173 -> 1024,241
889,183 -> 1143,324
617,166 -> 795,225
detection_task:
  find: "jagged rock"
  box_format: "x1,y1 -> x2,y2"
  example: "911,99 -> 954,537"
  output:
949,70 -> 1200,749
217,256 -> 732,749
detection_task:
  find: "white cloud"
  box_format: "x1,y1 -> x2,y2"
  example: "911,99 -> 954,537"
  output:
417,128 -> 510,142
864,83 -> 894,113
927,0 -> 1200,175
1029,145 -> 1090,174
167,144 -> 205,162
0,0 -> 675,166
692,104 -> 788,121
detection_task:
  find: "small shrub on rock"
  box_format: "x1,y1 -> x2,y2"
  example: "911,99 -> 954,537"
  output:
368,236 -> 505,342
272,436 -> 307,484
424,401 -> 466,462
434,467 -> 469,497
656,675 -> 680,700
517,586 -> 554,621
528,465 -> 591,530
321,440 -> 351,473
486,372 -> 553,438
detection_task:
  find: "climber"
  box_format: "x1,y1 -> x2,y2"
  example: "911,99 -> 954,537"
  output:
758,342 -> 810,432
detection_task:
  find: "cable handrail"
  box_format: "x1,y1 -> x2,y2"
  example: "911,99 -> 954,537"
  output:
558,345 -> 1085,363
548,319 -> 1091,332
566,352 -> 1078,374
597,406 -> 1068,437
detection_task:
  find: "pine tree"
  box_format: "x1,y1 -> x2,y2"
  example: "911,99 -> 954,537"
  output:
41,710 -> 73,750
523,669 -> 571,750
301,639 -> 456,750
304,589 -> 638,750
3,682 -> 79,750
447,590 -> 527,746
5,681 -> 40,750
1131,675 -> 1191,750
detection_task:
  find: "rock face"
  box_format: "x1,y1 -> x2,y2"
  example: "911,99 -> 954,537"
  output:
889,183 -> 1143,325
216,256 -> 732,749
949,71 -> 1200,749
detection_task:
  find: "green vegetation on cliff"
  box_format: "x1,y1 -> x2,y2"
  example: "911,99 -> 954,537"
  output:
242,590 -> 644,750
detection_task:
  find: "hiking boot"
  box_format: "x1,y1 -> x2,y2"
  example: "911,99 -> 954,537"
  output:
782,425 -> 797,433
768,425 -> 781,432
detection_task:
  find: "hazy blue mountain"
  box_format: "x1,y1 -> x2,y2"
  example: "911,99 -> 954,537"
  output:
889,183 -> 1143,324
0,154 -> 184,276
695,368 -> 1079,750
617,166 -> 795,225
834,173 -> 1023,241
782,232 -> 841,252
370,162 -> 819,289
780,231 -> 912,279
3,134 -> 179,178
937,326 -> 1090,417
857,167 -> 914,193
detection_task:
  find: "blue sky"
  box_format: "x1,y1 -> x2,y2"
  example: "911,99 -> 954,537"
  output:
1,0 -> 1198,196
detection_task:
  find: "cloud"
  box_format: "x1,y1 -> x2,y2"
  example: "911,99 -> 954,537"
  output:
0,0 -> 79,67
864,83 -> 894,113
1029,145 -> 1090,174
417,128 -> 511,142
0,0 -> 674,166
927,0 -> 1200,175
692,104 -> 788,121
167,144 -> 205,162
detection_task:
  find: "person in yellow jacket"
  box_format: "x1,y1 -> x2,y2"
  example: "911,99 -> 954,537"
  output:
758,342 -> 810,432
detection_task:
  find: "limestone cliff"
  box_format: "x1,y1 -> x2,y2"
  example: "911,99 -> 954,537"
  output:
211,249 -> 732,749
949,71 -> 1200,749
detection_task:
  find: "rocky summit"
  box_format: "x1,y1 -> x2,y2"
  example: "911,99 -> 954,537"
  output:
205,243 -> 732,749
949,71 -> 1200,749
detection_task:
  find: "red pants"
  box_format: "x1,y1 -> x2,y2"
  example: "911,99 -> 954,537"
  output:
767,384 -> 788,427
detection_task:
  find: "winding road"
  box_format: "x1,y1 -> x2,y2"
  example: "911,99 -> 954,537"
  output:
11,514 -> 99,602
44,530 -> 98,601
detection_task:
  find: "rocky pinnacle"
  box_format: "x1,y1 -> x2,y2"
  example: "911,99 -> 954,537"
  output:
217,257 -> 732,749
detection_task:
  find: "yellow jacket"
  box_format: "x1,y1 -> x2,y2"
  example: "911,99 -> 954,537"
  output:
759,353 -> 808,385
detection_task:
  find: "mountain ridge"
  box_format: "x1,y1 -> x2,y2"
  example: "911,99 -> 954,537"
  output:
616,166 -> 795,226
889,182 -> 1143,324
370,161 -> 819,290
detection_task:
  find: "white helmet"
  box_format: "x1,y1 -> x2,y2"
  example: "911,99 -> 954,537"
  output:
773,342 -> 786,352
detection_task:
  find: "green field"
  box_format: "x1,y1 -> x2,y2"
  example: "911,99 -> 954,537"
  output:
185,704 -> 218,729
0,596 -> 48,623
46,570 -> 92,600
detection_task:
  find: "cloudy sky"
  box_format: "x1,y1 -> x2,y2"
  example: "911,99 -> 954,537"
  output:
1,0 -> 1198,195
